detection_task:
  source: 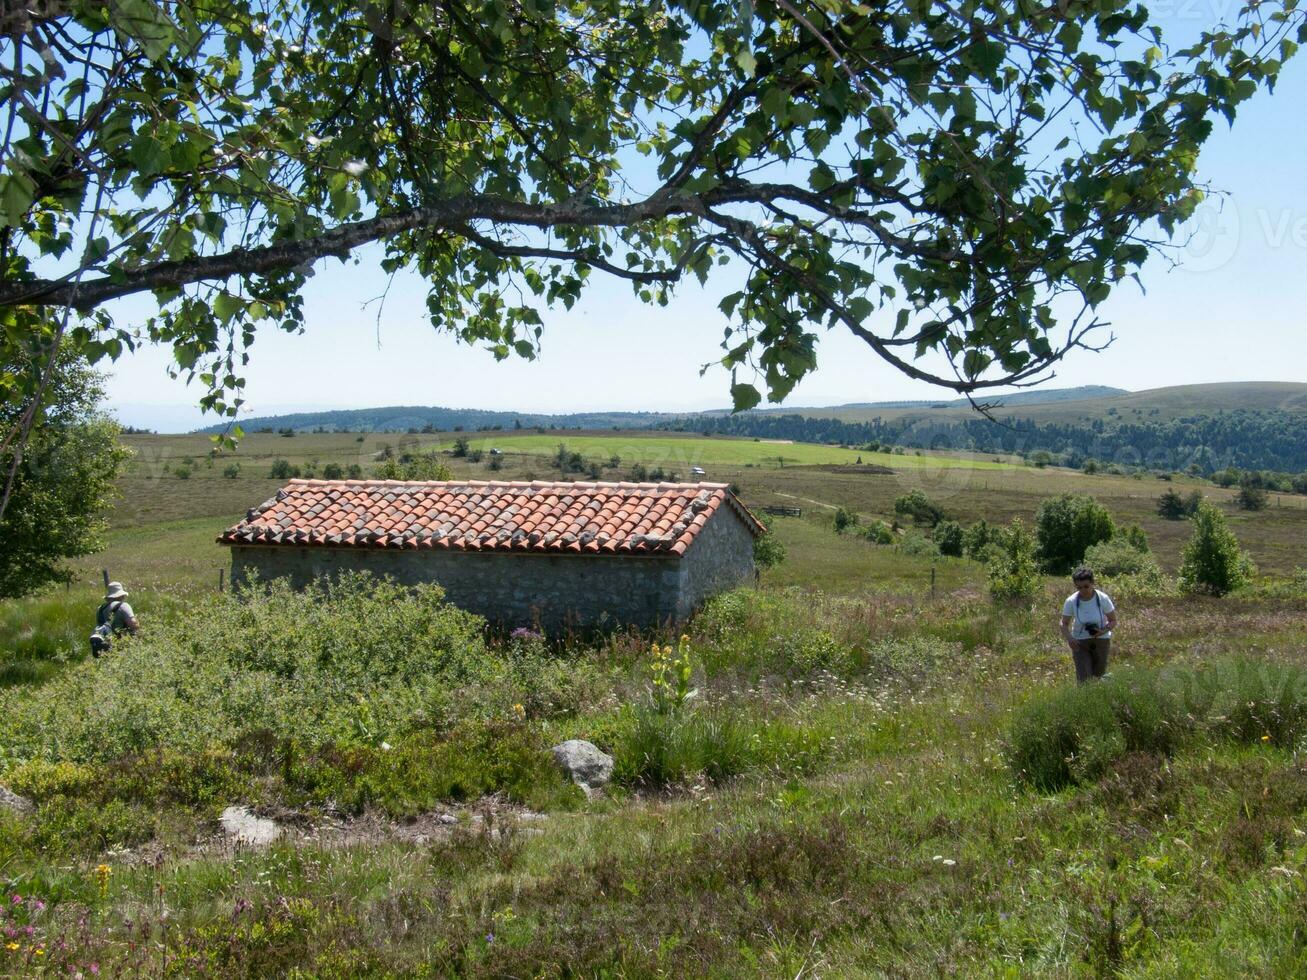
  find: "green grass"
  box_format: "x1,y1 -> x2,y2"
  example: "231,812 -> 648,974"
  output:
4,430 -> 1307,974
474,432 -> 1020,470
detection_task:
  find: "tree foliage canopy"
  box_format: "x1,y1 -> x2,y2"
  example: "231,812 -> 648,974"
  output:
1,0 -> 1302,438
1034,492 -> 1115,573
0,349 -> 128,597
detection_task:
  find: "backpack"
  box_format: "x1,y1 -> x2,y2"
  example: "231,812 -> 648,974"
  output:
89,600 -> 122,658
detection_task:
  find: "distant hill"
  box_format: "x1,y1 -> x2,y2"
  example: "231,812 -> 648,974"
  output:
197,406 -> 681,435
675,382 -> 1307,473
785,382 -> 1307,425
790,385 -> 1128,412
201,385 -> 1129,435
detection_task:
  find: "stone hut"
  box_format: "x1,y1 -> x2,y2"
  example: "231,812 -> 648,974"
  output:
219,479 -> 764,631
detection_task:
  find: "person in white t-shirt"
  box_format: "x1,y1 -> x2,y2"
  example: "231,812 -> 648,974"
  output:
1060,566 -> 1117,683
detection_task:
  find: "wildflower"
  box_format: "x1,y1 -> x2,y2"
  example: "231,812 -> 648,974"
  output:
512,703 -> 526,721
380,741 -> 392,752
1262,734 -> 1271,742
5,942 -> 18,951
485,931 -> 495,944
9,896 -> 19,905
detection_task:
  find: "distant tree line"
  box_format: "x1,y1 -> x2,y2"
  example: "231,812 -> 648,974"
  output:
668,409 -> 1307,475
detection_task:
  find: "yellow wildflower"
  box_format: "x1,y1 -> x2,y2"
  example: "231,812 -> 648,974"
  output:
512,703 -> 526,721
5,942 -> 19,952
1262,735 -> 1271,742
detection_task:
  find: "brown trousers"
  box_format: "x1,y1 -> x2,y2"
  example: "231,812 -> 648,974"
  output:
1071,637 -> 1111,683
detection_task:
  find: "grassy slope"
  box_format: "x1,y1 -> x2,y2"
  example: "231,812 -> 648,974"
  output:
4,431 -> 1307,974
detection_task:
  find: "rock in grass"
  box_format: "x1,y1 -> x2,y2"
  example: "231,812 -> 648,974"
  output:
551,740 -> 613,794
0,785 -> 33,816
219,805 -> 282,846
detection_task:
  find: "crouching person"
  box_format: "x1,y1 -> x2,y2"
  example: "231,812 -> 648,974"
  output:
90,581 -> 139,657
1060,566 -> 1117,683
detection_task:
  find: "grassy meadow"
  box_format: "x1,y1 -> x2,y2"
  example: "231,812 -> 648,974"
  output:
2,430 -> 1307,975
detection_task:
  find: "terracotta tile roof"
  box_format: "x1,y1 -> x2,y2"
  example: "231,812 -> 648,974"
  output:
218,480 -> 765,557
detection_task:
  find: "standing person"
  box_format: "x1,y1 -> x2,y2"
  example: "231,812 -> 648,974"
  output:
1060,566 -> 1117,683
90,581 -> 139,657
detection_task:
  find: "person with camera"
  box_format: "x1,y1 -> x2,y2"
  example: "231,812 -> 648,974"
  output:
1060,566 -> 1117,683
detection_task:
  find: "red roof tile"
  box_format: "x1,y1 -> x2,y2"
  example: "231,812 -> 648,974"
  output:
218,480 -> 764,557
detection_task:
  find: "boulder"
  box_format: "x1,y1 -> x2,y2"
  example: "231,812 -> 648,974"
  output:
0,785 -> 33,816
219,805 -> 282,846
550,740 -> 613,794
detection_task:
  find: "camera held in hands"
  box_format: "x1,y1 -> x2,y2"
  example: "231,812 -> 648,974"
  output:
1084,622 -> 1101,637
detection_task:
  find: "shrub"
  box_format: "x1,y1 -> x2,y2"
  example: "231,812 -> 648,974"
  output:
1083,537 -> 1163,586
1157,488 -> 1202,519
1009,660 -> 1307,790
173,463 -> 192,479
988,518 -> 1041,603
896,530 -> 938,558
753,531 -> 786,569
933,520 -> 963,557
321,462 -> 344,480
269,458 -> 299,480
1236,484 -> 1269,511
832,506 -> 858,534
1178,501 -> 1254,596
893,489 -> 944,526
452,436 -> 470,457
1034,493 -> 1115,573
862,519 -> 894,545
962,519 -> 996,560
347,463 -> 363,479
222,463 -> 240,479
1007,669 -> 1187,790
1118,523 -> 1150,551
0,574 -> 496,763
376,453 -> 451,481
609,705 -> 829,787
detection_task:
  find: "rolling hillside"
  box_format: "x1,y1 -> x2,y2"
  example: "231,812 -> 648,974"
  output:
782,382 -> 1307,424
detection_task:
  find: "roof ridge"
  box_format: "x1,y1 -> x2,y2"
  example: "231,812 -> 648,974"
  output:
283,478 -> 733,490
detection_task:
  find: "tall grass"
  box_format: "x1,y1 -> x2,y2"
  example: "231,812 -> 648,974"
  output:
1007,658 -> 1307,790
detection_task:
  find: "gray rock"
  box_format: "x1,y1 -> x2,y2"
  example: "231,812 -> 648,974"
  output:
550,740 -> 613,794
0,785 -> 33,816
219,805 -> 282,846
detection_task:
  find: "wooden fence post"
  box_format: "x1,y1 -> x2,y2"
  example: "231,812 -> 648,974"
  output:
930,565 -> 936,598
101,569 -> 110,592
218,568 -> 225,593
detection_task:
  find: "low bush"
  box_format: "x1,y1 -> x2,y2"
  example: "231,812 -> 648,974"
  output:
987,518 -> 1042,603
608,705 -> 830,787
893,489 -> 944,526
1178,501 -> 1254,596
1083,537 -> 1164,586
1008,659 -> 1307,790
933,520 -> 963,557
896,530 -> 938,558
862,519 -> 894,545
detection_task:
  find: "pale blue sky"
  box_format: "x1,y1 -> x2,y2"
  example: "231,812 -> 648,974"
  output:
107,9 -> 1307,431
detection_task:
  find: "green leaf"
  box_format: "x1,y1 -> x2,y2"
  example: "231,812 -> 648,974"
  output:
212,292 -> 244,323
0,173 -> 37,227
730,381 -> 762,412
